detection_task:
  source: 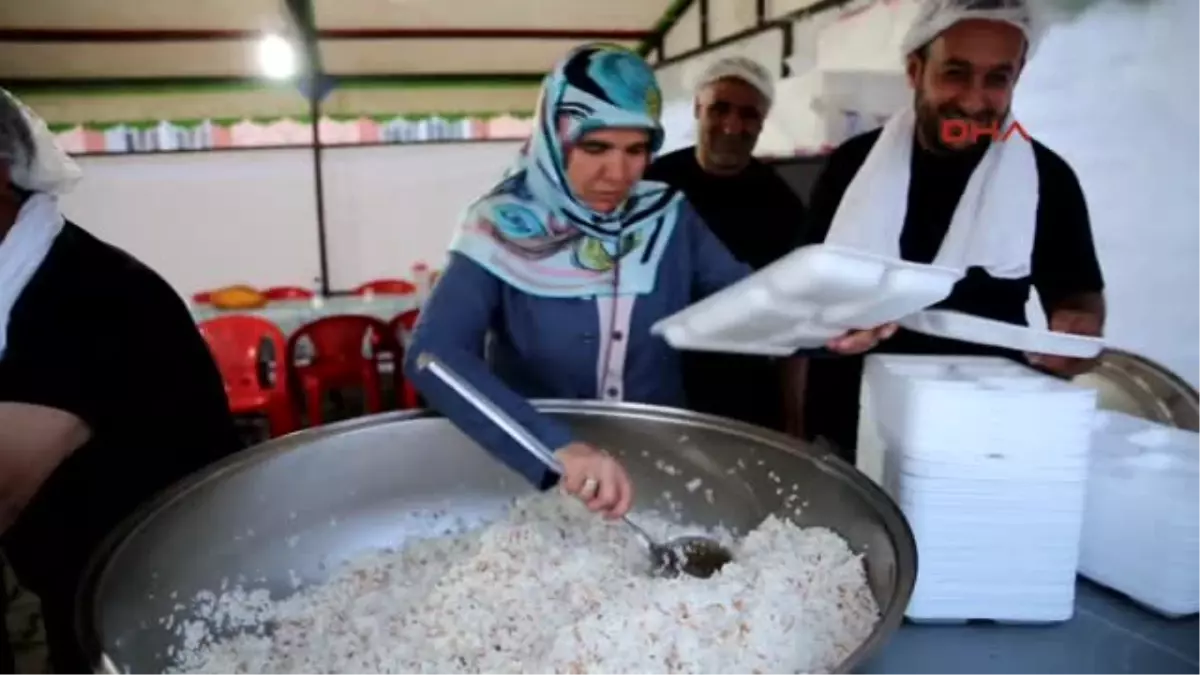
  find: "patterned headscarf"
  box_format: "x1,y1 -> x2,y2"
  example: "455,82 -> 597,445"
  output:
449,44 -> 684,298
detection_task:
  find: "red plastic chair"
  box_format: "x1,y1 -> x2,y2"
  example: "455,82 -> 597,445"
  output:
198,315 -> 299,438
263,286 -> 315,301
389,309 -> 421,343
354,279 -> 417,296
287,315 -> 401,426
388,309 -> 422,409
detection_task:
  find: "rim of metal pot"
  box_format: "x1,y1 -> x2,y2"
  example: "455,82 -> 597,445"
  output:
1079,347 -> 1199,431
75,400 -> 916,674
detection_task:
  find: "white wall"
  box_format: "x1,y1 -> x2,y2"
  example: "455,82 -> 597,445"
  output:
321,141 -> 520,289
765,0 -> 916,154
1017,0 -> 1199,386
62,141 -> 521,295
63,149 -> 323,294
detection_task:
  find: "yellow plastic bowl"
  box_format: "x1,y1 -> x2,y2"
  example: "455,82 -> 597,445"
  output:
209,285 -> 268,310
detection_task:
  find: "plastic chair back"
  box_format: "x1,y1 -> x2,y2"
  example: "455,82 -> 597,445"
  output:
263,286 -> 316,301
198,315 -> 289,400
354,279 -> 417,296
388,309 -> 421,347
289,315 -> 396,367
288,315 -> 402,423
387,310 -> 422,408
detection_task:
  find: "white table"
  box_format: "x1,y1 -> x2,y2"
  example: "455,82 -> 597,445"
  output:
190,295 -> 420,338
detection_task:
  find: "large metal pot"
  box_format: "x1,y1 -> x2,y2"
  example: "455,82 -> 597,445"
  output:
77,402 -> 917,673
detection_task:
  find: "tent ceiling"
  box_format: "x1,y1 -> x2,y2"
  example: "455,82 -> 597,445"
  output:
0,0 -> 672,84
0,38 -> 640,80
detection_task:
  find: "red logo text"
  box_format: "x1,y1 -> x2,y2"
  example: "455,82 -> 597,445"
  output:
940,119 -> 1031,144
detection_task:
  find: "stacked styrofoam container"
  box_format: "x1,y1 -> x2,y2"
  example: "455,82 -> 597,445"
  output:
1078,410 -> 1199,617
859,354 -> 1098,623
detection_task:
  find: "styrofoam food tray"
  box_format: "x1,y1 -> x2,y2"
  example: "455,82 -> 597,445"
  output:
1078,410 -> 1199,617
900,309 -> 1105,358
905,587 -> 1077,623
651,243 -> 963,356
889,451 -> 1090,481
894,478 -> 1087,512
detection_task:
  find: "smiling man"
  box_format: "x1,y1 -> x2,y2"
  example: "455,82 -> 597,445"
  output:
794,0 -> 1107,455
646,57 -> 808,432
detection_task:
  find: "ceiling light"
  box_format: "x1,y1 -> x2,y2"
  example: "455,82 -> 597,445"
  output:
258,34 -> 297,80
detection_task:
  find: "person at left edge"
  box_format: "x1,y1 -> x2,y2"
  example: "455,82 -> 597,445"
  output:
404,44 -> 752,518
0,88 -> 242,673
645,56 -> 810,434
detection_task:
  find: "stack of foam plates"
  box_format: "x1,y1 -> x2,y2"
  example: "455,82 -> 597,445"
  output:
1079,410 -> 1199,617
859,354 -> 1098,623
651,244 -> 963,356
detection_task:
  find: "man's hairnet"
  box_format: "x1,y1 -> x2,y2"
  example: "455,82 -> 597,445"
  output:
0,88 -> 81,195
900,0 -> 1042,60
693,56 -> 775,110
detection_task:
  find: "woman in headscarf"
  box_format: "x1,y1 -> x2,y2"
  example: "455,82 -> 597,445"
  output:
0,90 -> 241,672
404,45 -> 752,519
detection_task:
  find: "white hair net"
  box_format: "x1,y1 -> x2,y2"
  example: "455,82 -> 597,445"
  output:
693,56 -> 775,109
0,88 -> 82,195
900,0 -> 1042,60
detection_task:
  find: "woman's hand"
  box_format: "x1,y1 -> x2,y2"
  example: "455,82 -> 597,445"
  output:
553,442 -> 634,520
825,323 -> 899,355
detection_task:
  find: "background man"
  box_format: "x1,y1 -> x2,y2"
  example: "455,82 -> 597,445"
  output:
647,56 -> 809,432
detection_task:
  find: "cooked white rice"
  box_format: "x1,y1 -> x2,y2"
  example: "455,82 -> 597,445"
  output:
169,494 -> 879,674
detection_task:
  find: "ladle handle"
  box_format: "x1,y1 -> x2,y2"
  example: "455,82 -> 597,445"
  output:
416,352 -> 655,552
416,352 -> 565,475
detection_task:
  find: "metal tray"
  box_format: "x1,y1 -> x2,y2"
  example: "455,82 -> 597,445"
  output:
1074,349 -> 1199,431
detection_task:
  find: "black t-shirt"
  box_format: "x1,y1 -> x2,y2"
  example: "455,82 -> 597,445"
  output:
801,129 -> 1105,452
645,147 -> 809,430
647,147 -> 808,269
0,222 -> 240,597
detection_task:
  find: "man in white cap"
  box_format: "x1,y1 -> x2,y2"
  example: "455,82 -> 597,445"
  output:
646,56 -> 809,433
0,90 -> 241,671
794,0 -> 1106,454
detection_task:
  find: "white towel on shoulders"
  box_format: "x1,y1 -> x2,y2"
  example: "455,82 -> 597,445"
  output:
0,87 -> 82,361
0,193 -> 65,360
825,106 -> 1039,280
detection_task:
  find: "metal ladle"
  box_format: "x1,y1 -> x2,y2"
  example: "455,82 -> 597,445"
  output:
416,352 -> 733,579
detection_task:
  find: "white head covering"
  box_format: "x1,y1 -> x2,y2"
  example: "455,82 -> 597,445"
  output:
900,0 -> 1042,60
0,88 -> 82,195
693,56 -> 776,110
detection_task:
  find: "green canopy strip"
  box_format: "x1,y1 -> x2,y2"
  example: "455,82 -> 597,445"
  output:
47,111 -> 534,133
